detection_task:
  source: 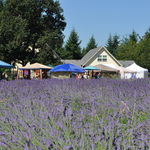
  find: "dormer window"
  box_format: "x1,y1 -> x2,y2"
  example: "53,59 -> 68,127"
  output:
98,55 -> 107,62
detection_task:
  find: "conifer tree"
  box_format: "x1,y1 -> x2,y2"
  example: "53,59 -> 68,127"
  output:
63,29 -> 82,59
116,31 -> 139,60
106,34 -> 119,56
82,35 -> 97,56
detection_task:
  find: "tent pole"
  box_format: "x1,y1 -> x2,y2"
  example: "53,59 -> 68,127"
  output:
40,69 -> 42,79
16,66 -> 19,79
12,67 -> 14,80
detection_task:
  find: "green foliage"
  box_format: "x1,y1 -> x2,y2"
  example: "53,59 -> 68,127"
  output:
116,38 -> 138,60
106,34 -> 120,56
115,30 -> 150,71
36,44 -> 62,66
0,68 -> 14,80
115,31 -> 139,60
82,35 -> 97,56
136,31 -> 150,71
0,0 -> 3,10
0,0 -> 66,65
129,30 -> 139,43
63,29 -> 82,59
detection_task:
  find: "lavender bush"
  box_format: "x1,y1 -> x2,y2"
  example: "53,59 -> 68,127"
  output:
0,78 -> 150,150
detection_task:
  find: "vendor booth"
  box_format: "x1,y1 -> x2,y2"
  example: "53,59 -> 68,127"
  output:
0,60 -> 13,68
103,64 -> 136,79
94,64 -> 119,78
118,66 -> 136,79
49,64 -> 85,79
125,63 -> 148,79
19,63 -> 52,79
94,64 -> 119,72
0,60 -> 13,80
83,66 -> 100,79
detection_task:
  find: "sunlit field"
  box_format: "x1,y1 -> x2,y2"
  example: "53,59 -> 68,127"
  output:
0,79 -> 150,150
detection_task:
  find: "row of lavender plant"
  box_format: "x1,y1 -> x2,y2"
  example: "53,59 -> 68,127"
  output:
0,78 -> 150,150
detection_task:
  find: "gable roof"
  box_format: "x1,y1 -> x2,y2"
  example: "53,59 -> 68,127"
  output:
80,47 -> 102,66
62,59 -> 81,66
81,46 -> 122,66
61,47 -> 102,67
119,60 -> 135,67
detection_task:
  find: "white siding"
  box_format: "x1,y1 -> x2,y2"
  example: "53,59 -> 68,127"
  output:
88,51 -> 120,67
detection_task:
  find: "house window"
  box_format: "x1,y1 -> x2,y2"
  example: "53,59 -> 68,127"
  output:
98,55 -> 107,62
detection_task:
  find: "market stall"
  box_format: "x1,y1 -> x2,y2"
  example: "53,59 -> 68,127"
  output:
126,63 -> 148,79
19,63 -> 52,79
49,63 -> 85,79
0,60 -> 13,80
94,64 -> 119,78
103,64 -> 136,79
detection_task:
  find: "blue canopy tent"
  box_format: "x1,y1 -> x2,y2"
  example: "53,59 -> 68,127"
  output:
83,66 -> 100,79
0,60 -> 13,68
0,60 -> 13,80
49,64 -> 85,73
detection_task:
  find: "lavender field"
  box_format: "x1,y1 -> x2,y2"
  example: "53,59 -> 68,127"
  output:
0,79 -> 150,150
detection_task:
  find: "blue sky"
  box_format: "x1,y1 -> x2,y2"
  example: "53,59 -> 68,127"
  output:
58,0 -> 150,48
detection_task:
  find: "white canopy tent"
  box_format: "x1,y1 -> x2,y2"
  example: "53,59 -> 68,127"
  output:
126,63 -> 148,79
103,64 -> 135,79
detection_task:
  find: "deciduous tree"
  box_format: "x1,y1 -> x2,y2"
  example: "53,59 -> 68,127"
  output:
0,0 -> 66,65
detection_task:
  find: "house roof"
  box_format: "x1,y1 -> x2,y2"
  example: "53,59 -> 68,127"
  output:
80,46 -> 122,66
119,60 -> 135,67
80,47 -> 102,66
62,47 -> 133,67
62,59 -> 81,66
61,47 -> 103,67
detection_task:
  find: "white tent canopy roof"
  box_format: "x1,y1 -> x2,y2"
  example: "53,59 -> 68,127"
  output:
103,64 -> 135,73
126,63 -> 148,72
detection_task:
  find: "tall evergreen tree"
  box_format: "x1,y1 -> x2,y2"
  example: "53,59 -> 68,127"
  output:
0,0 -> 3,9
106,34 -> 119,56
116,31 -> 139,60
136,29 -> 150,71
129,31 -> 139,43
82,35 -> 97,56
63,29 -> 82,59
0,0 -> 66,65
143,28 -> 150,39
